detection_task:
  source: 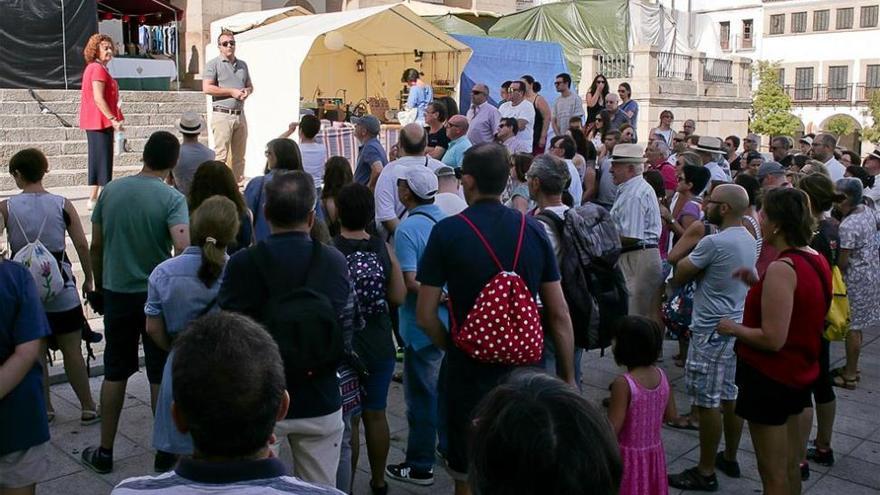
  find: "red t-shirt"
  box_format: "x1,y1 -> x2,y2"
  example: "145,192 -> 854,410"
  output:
79,62 -> 123,130
650,160 -> 677,192
736,249 -> 831,389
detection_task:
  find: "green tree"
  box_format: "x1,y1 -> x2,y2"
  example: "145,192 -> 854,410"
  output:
862,89 -> 880,144
824,115 -> 856,138
750,61 -> 801,137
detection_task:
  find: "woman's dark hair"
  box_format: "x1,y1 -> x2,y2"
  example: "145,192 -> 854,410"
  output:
842,150 -> 861,167
618,82 -> 632,98
734,173 -> 760,207
469,370 -> 621,495
335,182 -> 374,231
521,74 -> 541,93
500,117 -> 519,135
792,153 -> 810,170
191,196 -> 240,287
846,165 -> 875,190
436,95 -> 459,118
427,101 -> 447,123
9,148 -> 49,183
587,73 -> 610,99
322,156 -> 353,199
642,170 -> 665,199
570,129 -> 596,161
266,138 -> 303,173
798,173 -> 844,214
613,316 -> 662,368
682,164 -> 711,196
553,135 -> 577,160
597,110 -> 612,140
510,152 -> 534,183
762,187 -> 816,248
189,161 -> 247,215
401,68 -> 421,83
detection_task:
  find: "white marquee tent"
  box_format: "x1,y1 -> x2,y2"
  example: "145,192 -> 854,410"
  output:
207,4 -> 472,178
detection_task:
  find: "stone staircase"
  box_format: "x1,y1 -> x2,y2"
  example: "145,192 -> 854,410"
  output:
0,88 -> 206,191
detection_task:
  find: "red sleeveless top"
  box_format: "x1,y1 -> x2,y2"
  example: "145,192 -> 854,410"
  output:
736,249 -> 831,389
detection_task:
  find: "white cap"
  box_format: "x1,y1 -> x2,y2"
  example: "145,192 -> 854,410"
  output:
402,166 -> 438,200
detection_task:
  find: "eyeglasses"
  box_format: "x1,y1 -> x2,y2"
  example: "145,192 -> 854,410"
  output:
597,80 -> 607,84
220,41 -> 236,47
472,91 -> 484,95
673,138 -> 684,142
705,200 -> 727,206
554,81 -> 565,85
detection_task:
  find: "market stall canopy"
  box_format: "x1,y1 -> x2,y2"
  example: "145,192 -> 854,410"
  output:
394,0 -> 499,18
97,0 -> 182,24
487,0 -> 627,80
208,4 -> 471,178
0,0 -> 97,89
208,6 -> 312,42
453,34 -> 571,112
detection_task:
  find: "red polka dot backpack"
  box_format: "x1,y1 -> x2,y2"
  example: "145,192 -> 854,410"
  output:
449,212 -> 543,365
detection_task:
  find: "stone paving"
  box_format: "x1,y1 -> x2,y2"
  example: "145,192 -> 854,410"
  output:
34,333 -> 880,494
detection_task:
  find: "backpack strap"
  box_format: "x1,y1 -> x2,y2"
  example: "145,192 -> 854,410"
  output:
536,208 -> 565,236
456,212 -> 526,272
252,239 -> 322,294
408,211 -> 438,224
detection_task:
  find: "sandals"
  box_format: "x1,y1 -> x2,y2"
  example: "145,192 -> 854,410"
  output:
832,374 -> 858,390
665,415 -> 699,431
81,409 -> 101,426
47,411 -> 56,424
830,367 -> 860,381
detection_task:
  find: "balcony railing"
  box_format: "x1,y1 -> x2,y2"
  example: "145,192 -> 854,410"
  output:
657,52 -> 692,81
857,83 -> 880,102
783,83 -> 866,105
703,58 -> 733,83
597,52 -> 631,79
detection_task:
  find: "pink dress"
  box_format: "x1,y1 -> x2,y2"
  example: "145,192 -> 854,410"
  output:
617,369 -> 669,495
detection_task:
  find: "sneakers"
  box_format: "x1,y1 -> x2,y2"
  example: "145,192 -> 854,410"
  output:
154,450 -> 179,472
668,467 -> 719,492
81,446 -> 113,474
714,452 -> 741,478
385,463 -> 434,486
807,442 -> 835,466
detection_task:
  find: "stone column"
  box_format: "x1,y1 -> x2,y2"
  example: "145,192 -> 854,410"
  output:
579,48 -> 602,92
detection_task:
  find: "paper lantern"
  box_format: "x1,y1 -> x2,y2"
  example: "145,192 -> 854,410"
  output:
138,15 -> 147,24
102,12 -> 114,20
323,31 -> 345,51
122,15 -> 130,23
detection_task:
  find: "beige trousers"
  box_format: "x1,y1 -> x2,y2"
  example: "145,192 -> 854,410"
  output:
619,247 -> 663,319
211,111 -> 247,181
270,408 -> 344,486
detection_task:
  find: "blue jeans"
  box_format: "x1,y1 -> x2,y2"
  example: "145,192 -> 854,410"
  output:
541,337 -> 584,390
403,344 -> 445,471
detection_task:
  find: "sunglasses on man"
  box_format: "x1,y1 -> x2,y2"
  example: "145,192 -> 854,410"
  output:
220,41 -> 236,47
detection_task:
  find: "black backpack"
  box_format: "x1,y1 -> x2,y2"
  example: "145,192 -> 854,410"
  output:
536,204 -> 628,351
252,240 -> 345,384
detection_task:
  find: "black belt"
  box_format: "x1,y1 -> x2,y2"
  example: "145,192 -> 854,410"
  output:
620,243 -> 658,254
213,107 -> 242,115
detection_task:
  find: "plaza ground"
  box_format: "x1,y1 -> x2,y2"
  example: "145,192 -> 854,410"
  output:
36,333 -> 880,494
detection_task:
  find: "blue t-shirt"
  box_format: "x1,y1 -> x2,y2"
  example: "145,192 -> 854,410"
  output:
394,204 -> 449,351
406,85 -> 434,125
354,138 -> 388,186
0,261 -> 51,456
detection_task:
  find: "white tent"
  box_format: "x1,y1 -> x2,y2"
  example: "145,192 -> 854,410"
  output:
207,5 -> 472,178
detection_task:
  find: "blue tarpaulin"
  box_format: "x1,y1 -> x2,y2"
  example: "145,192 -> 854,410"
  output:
452,34 -> 574,114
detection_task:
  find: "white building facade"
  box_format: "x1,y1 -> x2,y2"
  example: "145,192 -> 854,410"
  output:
666,0 -> 880,153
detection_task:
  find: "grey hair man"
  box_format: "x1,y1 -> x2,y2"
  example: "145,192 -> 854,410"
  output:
466,83 -> 501,145
604,93 -> 629,131
682,119 -> 696,136
770,136 -> 793,168
608,143 -> 663,318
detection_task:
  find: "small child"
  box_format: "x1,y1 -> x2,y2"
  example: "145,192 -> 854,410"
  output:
608,316 -> 673,495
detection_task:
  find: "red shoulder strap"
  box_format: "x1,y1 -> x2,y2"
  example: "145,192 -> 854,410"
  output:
456,212 -> 527,272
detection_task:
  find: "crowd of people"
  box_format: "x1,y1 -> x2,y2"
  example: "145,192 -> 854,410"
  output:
2,33 -> 880,495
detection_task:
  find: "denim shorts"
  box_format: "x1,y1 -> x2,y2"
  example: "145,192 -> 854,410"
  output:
360,358 -> 396,411
685,333 -> 738,408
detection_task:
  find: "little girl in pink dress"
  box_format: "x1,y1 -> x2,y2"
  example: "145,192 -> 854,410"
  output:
608,316 -> 673,495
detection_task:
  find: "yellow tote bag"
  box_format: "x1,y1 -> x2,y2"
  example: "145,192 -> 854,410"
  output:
824,266 -> 850,341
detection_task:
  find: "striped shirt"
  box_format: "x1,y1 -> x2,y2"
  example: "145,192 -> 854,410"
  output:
610,175 -> 661,244
112,457 -> 343,495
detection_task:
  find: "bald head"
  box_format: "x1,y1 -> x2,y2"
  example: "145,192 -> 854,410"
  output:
399,123 -> 427,156
446,114 -> 469,140
712,184 -> 749,216
605,93 -> 620,111
449,115 -> 469,132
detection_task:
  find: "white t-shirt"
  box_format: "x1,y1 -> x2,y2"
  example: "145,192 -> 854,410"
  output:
537,204 -> 570,261
564,159 -> 583,206
298,142 -> 327,189
434,192 -> 468,216
499,100 -> 536,148
374,155 -> 445,224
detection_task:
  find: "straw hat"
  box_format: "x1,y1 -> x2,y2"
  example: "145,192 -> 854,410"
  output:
176,111 -> 204,135
690,136 -> 724,155
609,143 -> 647,164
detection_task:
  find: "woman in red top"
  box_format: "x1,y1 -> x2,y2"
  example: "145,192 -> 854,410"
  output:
79,33 -> 124,210
717,188 -> 831,495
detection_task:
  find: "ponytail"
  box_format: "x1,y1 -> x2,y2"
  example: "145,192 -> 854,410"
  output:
191,196 -> 240,287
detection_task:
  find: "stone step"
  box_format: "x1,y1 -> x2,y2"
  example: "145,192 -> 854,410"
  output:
0,166 -> 142,190
44,153 -> 145,170
0,111 -> 204,129
1,136 -> 208,161
0,124 -> 200,143
0,88 -> 204,104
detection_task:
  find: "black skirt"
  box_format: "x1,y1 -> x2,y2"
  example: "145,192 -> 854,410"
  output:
86,128 -> 114,186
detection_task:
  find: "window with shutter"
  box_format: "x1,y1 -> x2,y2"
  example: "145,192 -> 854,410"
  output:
861,6 -> 879,28
837,8 -> 854,29
867,65 -> 880,89
792,12 -> 807,32
828,66 -> 848,101
742,19 -> 754,48
720,22 -> 730,50
770,14 -> 785,34
795,67 -> 814,101
814,10 -> 830,31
